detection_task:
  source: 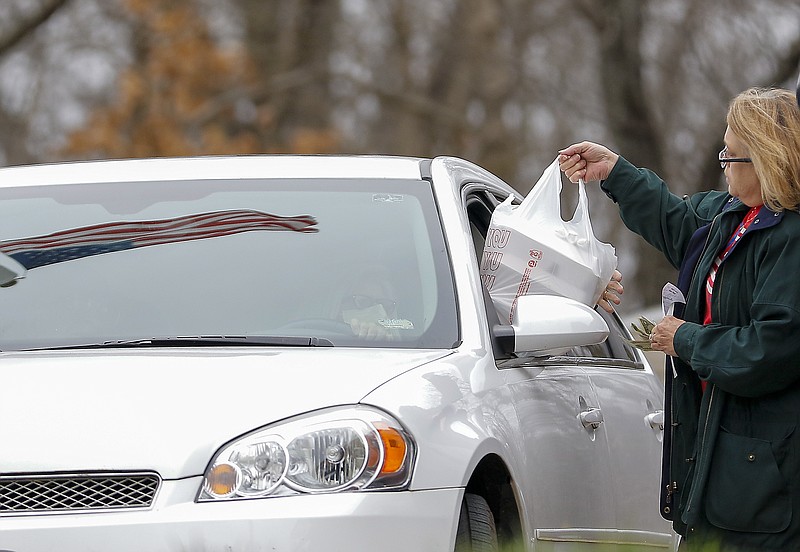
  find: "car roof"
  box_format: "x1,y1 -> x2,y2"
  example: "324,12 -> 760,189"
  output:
0,155 -> 428,188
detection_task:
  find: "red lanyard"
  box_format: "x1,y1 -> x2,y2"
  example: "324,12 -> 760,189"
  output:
703,206 -> 761,325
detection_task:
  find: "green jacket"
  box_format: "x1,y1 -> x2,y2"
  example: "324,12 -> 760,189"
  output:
602,157 -> 800,549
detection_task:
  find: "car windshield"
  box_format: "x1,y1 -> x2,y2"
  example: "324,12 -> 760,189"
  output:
0,176 -> 458,351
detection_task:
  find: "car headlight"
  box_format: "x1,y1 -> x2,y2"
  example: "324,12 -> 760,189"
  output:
198,406 -> 415,501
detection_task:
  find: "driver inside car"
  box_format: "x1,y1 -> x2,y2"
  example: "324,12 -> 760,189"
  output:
335,265 -> 401,341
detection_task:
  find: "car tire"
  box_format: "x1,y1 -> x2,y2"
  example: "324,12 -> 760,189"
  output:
454,493 -> 499,552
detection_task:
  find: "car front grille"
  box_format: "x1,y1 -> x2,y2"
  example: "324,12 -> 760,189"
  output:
0,472 -> 161,515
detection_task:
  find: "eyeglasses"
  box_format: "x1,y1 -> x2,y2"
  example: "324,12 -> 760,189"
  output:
345,294 -> 397,314
718,147 -> 752,169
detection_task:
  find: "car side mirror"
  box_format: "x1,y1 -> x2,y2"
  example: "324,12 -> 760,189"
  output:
0,252 -> 26,287
493,294 -> 609,355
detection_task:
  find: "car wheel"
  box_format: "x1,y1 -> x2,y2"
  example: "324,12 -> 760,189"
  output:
454,493 -> 499,552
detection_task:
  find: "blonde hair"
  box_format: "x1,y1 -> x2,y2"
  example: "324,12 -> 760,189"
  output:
727,87 -> 800,211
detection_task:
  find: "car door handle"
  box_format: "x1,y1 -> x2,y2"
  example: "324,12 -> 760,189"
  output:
579,407 -> 604,431
645,410 -> 664,431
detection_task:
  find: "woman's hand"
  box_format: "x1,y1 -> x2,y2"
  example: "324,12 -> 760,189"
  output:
649,315 -> 685,356
597,269 -> 623,313
558,142 -> 620,183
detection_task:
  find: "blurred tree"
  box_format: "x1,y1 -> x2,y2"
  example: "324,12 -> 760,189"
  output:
236,0 -> 342,152
329,0 -> 531,179
62,0 -> 262,158
374,0 -> 525,178
0,0 -> 72,165
0,0 -> 70,56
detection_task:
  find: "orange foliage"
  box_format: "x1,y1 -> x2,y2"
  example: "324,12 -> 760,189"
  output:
62,0 -> 282,159
288,128 -> 341,154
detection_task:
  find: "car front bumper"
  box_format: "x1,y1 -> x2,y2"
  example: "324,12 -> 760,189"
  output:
0,477 -> 463,552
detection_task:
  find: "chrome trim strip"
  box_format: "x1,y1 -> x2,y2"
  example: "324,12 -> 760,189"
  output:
535,528 -> 673,547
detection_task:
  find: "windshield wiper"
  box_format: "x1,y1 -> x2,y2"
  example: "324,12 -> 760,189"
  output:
24,335 -> 334,351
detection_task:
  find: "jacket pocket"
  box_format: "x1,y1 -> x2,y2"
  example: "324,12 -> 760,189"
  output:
704,428 -> 792,533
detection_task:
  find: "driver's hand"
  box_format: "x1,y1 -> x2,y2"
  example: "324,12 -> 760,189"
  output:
348,318 -> 398,341
597,269 -> 623,313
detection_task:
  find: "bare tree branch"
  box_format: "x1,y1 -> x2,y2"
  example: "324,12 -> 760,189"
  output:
0,0 -> 71,56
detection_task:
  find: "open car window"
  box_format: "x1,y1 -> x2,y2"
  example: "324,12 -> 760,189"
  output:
464,185 -> 641,367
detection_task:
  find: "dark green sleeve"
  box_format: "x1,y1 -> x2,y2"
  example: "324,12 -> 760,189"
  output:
600,156 -> 726,269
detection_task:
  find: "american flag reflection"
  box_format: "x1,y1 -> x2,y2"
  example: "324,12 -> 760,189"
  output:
0,209 -> 318,270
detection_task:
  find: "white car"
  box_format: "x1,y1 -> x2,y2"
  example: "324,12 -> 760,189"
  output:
0,155 -> 675,551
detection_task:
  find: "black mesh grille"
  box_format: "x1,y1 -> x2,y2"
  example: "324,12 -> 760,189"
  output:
0,473 -> 160,514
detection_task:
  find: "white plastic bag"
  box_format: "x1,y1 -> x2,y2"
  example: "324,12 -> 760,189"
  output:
480,158 -> 617,324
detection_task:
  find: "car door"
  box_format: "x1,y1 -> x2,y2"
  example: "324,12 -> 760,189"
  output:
464,182 -> 673,550
582,311 -> 674,544
503,358 -> 618,550
496,318 -> 673,551
465,185 -> 618,550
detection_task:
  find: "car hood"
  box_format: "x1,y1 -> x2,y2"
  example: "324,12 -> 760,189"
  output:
0,347 -> 451,478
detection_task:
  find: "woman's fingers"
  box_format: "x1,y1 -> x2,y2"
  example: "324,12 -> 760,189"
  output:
558,142 -> 619,183
558,153 -> 585,183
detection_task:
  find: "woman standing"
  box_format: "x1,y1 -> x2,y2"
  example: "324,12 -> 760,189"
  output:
559,87 -> 800,551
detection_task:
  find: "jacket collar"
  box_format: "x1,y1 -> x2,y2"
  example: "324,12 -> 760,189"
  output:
722,196 -> 784,231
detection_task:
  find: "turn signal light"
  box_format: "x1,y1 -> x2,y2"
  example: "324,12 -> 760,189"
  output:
378,426 -> 407,474
205,463 -> 239,498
